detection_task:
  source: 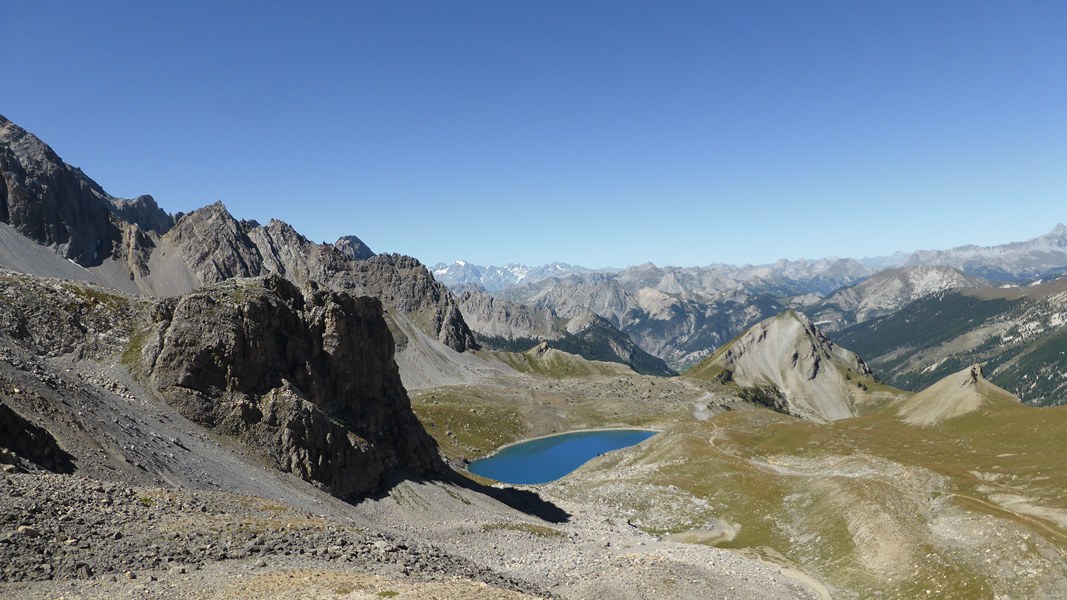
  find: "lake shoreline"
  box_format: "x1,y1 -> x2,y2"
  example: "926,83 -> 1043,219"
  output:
474,426 -> 662,461
465,427 -> 661,484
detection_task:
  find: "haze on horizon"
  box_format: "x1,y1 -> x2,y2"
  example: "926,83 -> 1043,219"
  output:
4,1 -> 1066,269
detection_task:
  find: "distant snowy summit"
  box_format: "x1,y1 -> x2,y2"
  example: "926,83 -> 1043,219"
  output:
435,223 -> 1067,294
431,261 -> 611,293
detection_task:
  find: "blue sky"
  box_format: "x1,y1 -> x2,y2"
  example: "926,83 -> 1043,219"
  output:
4,1 -> 1066,268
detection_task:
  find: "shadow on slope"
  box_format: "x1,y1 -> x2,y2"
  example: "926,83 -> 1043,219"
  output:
369,469 -> 571,525
0,401 -> 77,474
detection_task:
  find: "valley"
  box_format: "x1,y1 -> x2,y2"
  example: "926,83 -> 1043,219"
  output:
2,113 -> 1067,599
410,363 -> 1067,599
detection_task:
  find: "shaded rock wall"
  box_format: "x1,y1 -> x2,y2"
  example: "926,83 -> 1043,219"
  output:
141,275 -> 444,498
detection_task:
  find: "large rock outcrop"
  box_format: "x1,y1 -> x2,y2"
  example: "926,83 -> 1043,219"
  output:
140,275 -> 444,498
335,254 -> 477,352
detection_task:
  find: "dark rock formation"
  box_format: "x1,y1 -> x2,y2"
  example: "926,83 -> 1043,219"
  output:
140,275 -> 444,498
0,115 -> 123,266
0,402 -> 76,474
163,202 -> 267,285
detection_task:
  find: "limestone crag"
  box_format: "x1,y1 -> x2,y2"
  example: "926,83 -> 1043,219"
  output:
456,289 -> 674,375
141,275 -> 444,498
456,290 -> 562,342
0,268 -> 444,498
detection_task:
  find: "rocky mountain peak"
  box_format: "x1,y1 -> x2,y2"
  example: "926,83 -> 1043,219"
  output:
164,201 -> 265,285
106,194 -> 173,234
0,115 -> 66,171
688,310 -> 875,422
334,234 -> 375,261
1,116 -> 122,266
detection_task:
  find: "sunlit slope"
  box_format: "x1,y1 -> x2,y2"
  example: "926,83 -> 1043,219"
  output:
687,311 -> 896,421
544,370 -> 1067,599
486,343 -> 637,379
896,364 -> 1020,425
834,280 -> 1067,406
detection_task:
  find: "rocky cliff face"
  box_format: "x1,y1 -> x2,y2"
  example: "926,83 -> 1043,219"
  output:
456,290 -> 563,342
0,115 -> 124,266
335,254 -> 478,352
456,289 -> 674,376
140,275 -> 443,498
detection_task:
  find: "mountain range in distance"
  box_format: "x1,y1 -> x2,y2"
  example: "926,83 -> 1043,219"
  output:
433,224 -> 1067,377
434,223 -> 1067,295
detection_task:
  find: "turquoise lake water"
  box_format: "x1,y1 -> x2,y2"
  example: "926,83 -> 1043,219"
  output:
467,429 -> 657,484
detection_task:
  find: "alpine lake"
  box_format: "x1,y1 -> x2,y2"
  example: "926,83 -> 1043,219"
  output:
467,429 -> 657,484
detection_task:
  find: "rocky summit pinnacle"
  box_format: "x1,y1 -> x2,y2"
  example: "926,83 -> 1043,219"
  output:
334,234 -> 375,260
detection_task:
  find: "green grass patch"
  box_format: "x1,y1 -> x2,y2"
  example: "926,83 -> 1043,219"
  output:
482,522 -> 566,538
411,388 -> 525,460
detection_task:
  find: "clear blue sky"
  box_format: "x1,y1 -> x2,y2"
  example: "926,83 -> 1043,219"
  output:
4,1 -> 1066,268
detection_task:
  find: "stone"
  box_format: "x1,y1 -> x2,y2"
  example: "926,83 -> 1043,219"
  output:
17,525 -> 39,538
